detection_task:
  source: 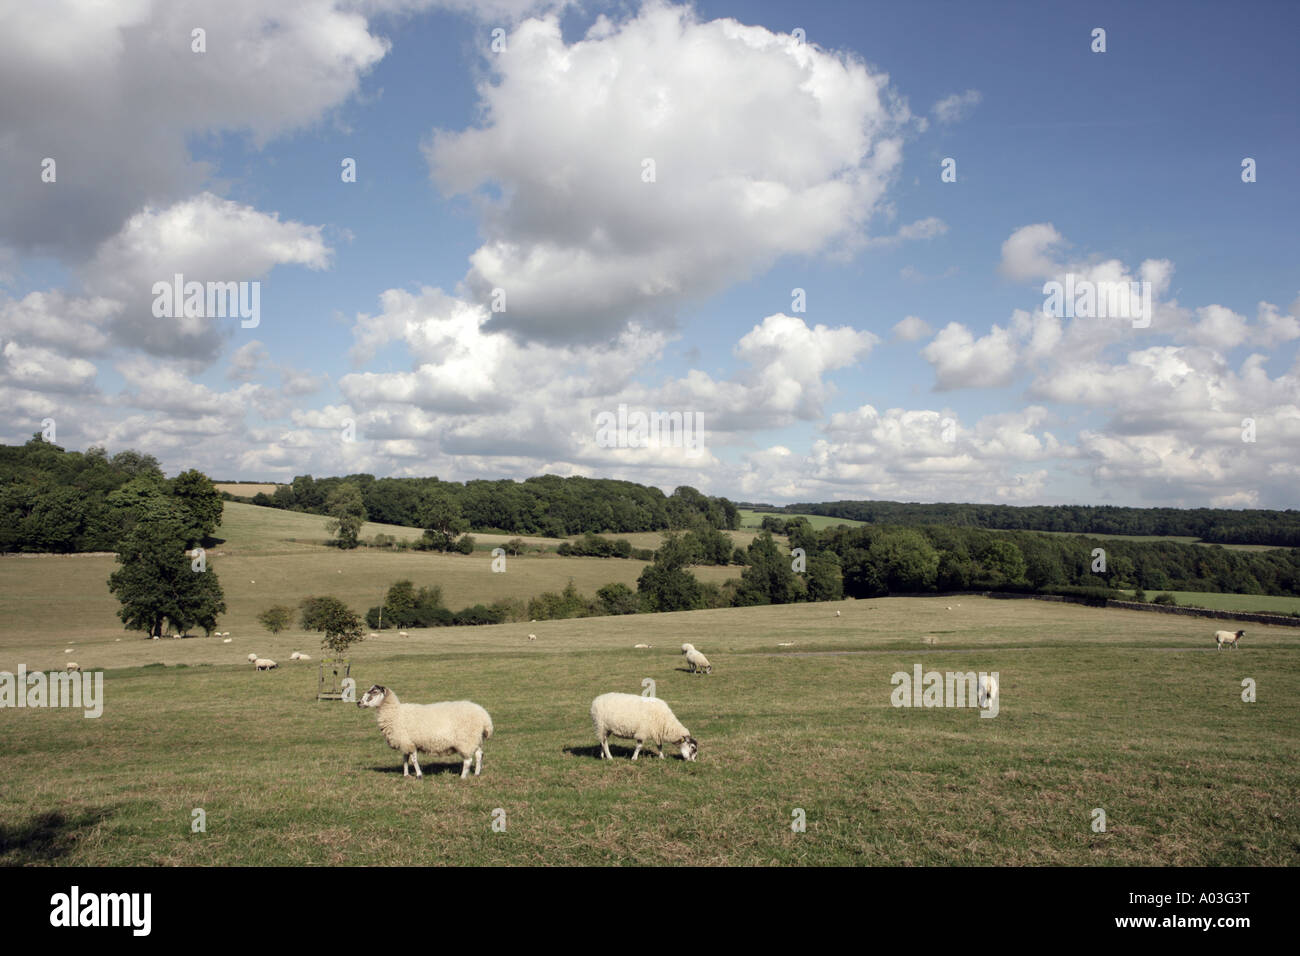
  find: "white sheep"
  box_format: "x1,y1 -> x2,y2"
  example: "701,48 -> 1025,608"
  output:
776,641 -> 795,647
357,684 -> 493,779
66,663 -> 80,672
836,610 -> 841,617
289,651 -> 312,661
64,648 -> 73,654
1215,629 -> 1244,650
633,643 -> 652,649
977,674 -> 999,708
399,631 -> 408,638
683,648 -> 712,675
528,633 -> 536,641
590,693 -> 697,761
252,657 -> 278,671
222,638 -> 232,643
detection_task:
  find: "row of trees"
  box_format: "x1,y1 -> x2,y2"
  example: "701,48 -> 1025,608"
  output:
249,474 -> 739,537
744,499 -> 1300,547
1,436 -> 223,553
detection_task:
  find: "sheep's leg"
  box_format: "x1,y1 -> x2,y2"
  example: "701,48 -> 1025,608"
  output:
599,732 -> 611,759
403,754 -> 410,776
410,752 -> 422,778
474,748 -> 483,775
631,741 -> 643,761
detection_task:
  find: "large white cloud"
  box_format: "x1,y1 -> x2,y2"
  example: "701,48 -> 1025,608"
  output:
425,0 -> 911,342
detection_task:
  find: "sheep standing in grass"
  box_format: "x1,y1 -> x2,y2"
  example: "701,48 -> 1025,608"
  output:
251,657 -> 278,671
590,693 -> 698,761
683,647 -> 712,675
1215,629 -> 1244,650
358,684 -> 493,779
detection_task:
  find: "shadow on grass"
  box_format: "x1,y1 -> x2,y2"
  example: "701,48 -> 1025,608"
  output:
563,743 -> 656,760
0,807 -> 115,865
368,762 -> 470,777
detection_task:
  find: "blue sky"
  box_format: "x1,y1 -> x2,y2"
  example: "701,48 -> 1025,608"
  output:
1,0 -> 1297,507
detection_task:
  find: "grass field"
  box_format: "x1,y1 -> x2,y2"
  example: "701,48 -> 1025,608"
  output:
1122,590 -> 1300,616
738,509 -> 865,531
2,501 -> 1297,866
213,482 -> 280,497
2,596 -> 1297,865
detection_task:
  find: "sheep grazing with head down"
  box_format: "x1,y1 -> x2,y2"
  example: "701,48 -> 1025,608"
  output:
1215,629 -> 1244,650
590,693 -> 697,761
682,646 -> 712,675
357,684 -> 493,779
248,654 -> 277,670
977,673 -> 999,708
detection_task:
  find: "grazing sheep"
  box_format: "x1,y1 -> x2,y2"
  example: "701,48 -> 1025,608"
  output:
528,633 -> 536,641
252,657 -> 278,671
946,606 -> 953,610
591,693 -> 697,761
369,633 -> 379,638
836,610 -> 841,617
776,641 -> 795,647
357,684 -> 493,779
64,649 -> 73,654
289,652 -> 312,661
683,648 -> 712,675
977,674 -> 999,708
1215,629 -> 1244,650
222,638 -> 232,643
398,631 -> 408,638
633,643 -> 651,649
66,663 -> 80,672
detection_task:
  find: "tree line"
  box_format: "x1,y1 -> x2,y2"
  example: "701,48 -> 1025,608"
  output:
743,499 -> 1300,547
247,473 -> 740,538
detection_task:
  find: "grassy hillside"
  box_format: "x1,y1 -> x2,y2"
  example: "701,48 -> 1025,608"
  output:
738,509 -> 865,531
1122,590 -> 1300,616
0,502 -> 740,658
2,596 -> 1297,865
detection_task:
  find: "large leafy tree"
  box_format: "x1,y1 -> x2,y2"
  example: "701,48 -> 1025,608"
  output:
170,469 -> 223,545
107,502 -> 226,637
735,531 -> 798,606
325,482 -> 367,549
636,532 -> 703,612
420,489 -> 468,551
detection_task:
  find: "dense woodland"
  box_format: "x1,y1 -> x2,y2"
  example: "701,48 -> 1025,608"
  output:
0,436 -> 222,553
744,499 -> 1300,547
247,473 -> 740,536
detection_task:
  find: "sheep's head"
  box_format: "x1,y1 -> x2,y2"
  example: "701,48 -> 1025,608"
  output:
247,653 -> 258,663
681,643 -> 694,654
1236,630 -> 1245,639
358,684 -> 388,709
678,735 -> 698,762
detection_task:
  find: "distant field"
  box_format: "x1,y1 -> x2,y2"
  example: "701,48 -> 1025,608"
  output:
1122,590 -> 1300,616
213,482 -> 281,497
738,509 -> 865,531
0,502 -> 740,660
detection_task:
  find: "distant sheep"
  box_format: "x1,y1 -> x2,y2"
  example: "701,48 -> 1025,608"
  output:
289,652 -> 312,661
357,684 -> 493,779
222,638 -> 232,644
1215,629 -> 1244,650
683,647 -> 712,675
590,692 -> 697,761
399,631 -> 409,638
528,633 -> 536,641
251,657 -> 278,671
633,643 -> 652,649
776,642 -> 795,647
66,663 -> 80,672
836,610 -> 841,617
